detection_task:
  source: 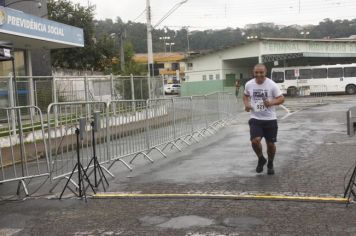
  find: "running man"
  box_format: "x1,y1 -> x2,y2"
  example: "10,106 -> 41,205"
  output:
243,64 -> 285,175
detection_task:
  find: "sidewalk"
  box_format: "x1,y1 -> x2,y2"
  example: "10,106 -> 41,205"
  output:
1,96 -> 356,235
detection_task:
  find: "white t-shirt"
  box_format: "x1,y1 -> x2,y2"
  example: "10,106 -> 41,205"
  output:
244,78 -> 282,120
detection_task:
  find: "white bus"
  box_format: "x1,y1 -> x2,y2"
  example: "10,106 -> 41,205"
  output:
271,64 -> 356,95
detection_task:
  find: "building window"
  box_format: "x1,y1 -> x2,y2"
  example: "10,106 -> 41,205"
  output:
216,74 -> 220,80
171,63 -> 180,71
187,63 -> 193,70
209,74 -> 214,80
202,75 -> 207,80
0,50 -> 26,76
156,63 -> 164,69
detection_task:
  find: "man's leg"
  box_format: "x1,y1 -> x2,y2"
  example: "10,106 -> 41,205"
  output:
266,141 -> 276,175
251,137 -> 263,158
249,119 -> 267,173
251,137 -> 267,173
266,140 -> 276,163
264,120 -> 278,175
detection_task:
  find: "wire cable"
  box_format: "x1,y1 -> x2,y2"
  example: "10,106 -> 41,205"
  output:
132,8 -> 146,22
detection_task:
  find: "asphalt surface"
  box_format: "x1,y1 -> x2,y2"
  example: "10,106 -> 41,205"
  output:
1,95 -> 356,235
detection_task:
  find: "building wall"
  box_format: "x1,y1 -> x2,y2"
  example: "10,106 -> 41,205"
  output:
185,41 -> 261,82
181,80 -> 235,96
260,40 -> 356,55
222,59 -> 257,81
221,41 -> 260,60
185,53 -> 223,82
184,39 -> 356,95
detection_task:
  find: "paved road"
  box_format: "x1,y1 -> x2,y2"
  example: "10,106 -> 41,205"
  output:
1,96 -> 356,235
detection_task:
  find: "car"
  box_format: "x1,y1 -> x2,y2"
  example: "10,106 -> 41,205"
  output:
164,84 -> 181,94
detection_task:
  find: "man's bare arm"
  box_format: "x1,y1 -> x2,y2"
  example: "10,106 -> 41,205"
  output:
264,95 -> 285,107
243,94 -> 252,112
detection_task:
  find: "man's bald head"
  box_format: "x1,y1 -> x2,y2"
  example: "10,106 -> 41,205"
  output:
254,63 -> 267,71
253,63 -> 267,84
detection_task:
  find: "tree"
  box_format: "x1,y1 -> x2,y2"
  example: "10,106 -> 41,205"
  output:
122,41 -> 147,75
49,1 -> 356,70
48,0 -> 101,71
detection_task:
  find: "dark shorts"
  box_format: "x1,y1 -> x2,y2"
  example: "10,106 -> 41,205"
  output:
249,118 -> 278,143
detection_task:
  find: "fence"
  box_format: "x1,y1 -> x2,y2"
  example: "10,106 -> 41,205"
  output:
107,100 -> 153,168
0,75 -> 164,117
0,92 -> 239,195
48,93 -> 239,175
0,106 -> 49,195
283,85 -> 328,110
47,101 -> 110,182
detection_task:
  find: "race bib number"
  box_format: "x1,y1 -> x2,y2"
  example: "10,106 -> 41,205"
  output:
254,101 -> 266,112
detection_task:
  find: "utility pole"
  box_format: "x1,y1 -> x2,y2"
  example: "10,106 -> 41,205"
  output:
146,0 -> 153,99
145,0 -> 188,98
185,26 -> 190,54
120,29 -> 125,72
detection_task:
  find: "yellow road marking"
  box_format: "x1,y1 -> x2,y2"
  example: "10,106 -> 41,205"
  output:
93,193 -> 349,203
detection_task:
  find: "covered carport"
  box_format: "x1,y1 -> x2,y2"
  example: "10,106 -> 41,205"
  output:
183,37 -> 356,96
219,38 -> 356,83
260,38 -> 356,75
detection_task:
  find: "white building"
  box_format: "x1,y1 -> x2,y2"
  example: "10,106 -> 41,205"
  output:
185,38 -> 356,84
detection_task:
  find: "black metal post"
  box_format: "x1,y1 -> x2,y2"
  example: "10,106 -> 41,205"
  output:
76,128 -> 82,197
10,57 -> 28,196
91,121 -> 98,187
84,114 -> 109,191
60,127 -> 96,200
344,164 -> 356,206
344,165 -> 356,197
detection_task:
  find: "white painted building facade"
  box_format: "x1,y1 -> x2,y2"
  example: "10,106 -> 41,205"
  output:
185,38 -> 356,83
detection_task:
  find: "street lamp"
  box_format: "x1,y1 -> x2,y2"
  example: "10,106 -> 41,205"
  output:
183,26 -> 191,54
166,42 -> 175,52
159,36 -> 170,53
247,35 -> 258,40
300,31 -> 310,38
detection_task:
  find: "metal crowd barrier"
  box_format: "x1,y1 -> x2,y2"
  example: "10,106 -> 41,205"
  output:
172,97 -> 197,144
145,99 -> 178,152
107,100 -> 156,170
191,95 -> 213,137
47,101 -> 111,190
1,92 -> 240,194
219,92 -> 240,121
0,106 -> 49,195
284,85 -> 328,109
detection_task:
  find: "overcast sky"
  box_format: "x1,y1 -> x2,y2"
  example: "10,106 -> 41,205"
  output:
70,0 -> 356,29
